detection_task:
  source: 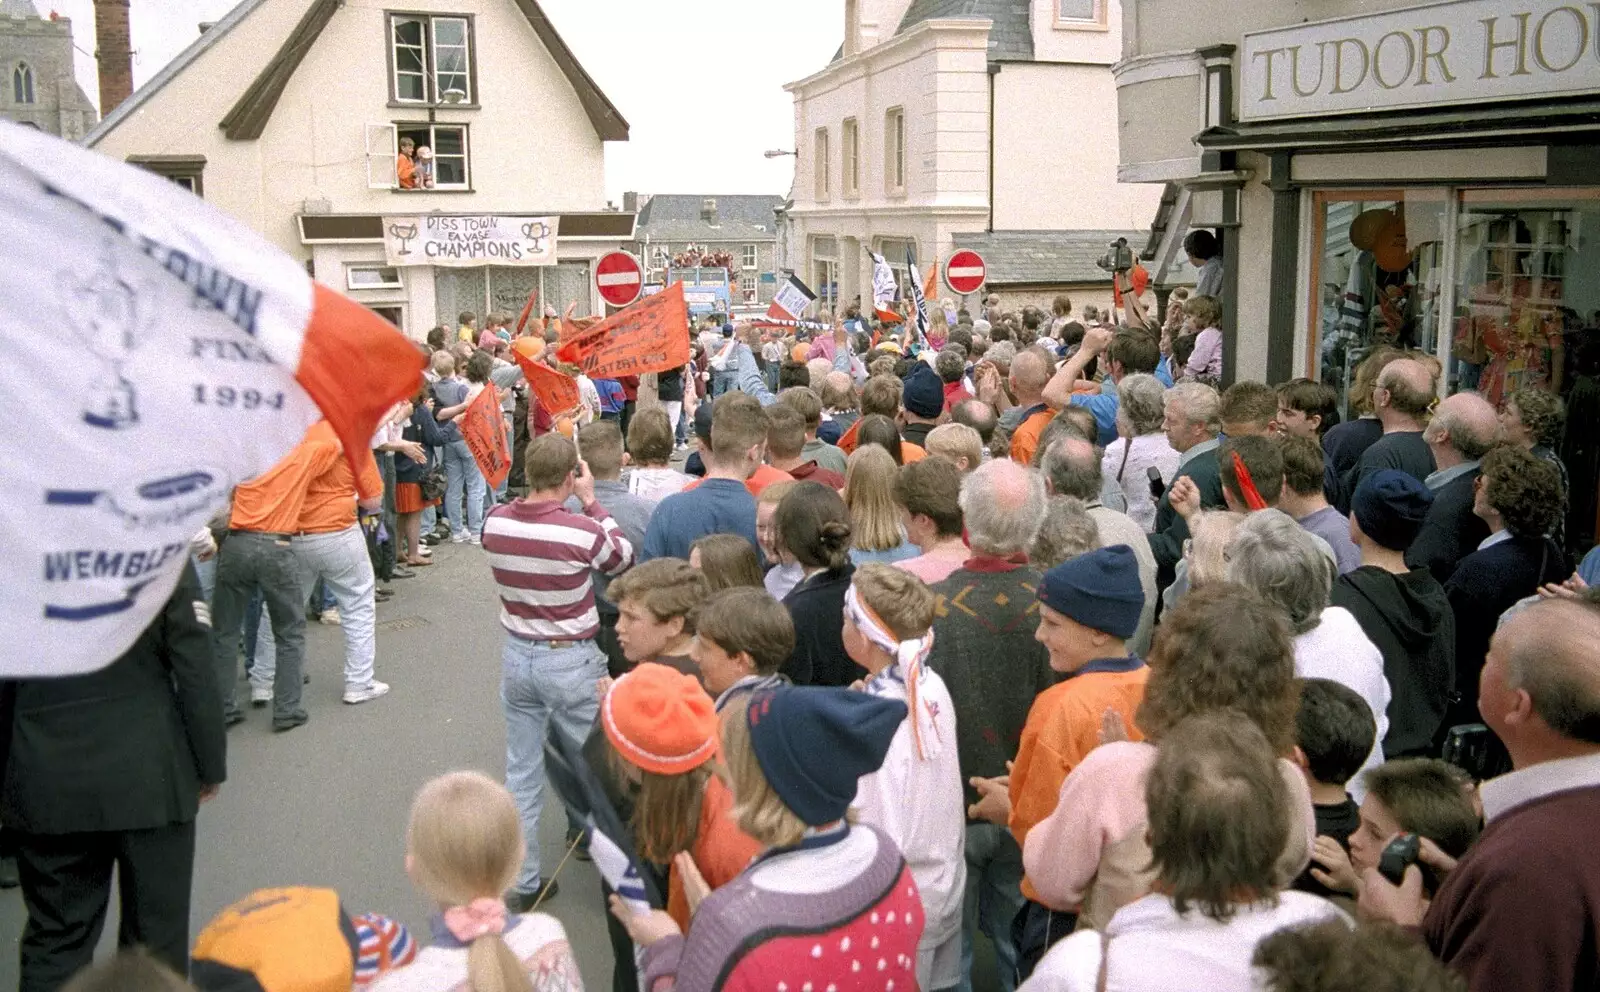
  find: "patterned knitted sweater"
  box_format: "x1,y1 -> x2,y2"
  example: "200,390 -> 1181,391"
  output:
927,556 -> 1058,808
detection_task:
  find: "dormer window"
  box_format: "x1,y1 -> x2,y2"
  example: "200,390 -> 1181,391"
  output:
389,13 -> 475,105
1056,0 -> 1107,28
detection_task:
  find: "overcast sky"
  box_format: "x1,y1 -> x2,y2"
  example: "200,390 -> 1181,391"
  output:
48,0 -> 841,202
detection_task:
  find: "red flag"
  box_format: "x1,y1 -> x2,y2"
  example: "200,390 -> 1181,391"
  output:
511,338 -> 580,416
459,383 -> 511,489
514,288 -> 539,335
557,282 -> 690,379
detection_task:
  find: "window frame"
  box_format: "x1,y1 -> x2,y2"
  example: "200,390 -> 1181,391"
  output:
739,272 -> 758,302
742,244 -> 758,270
1054,0 -> 1109,31
126,155 -> 206,198
884,107 -> 906,195
385,11 -> 478,108
347,265 -> 405,291
13,62 -> 35,104
842,117 -> 860,198
371,122 -> 474,192
814,127 -> 831,202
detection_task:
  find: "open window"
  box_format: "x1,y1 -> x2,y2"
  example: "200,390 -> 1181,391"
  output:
389,13 -> 474,105
366,123 -> 398,189
396,122 -> 469,190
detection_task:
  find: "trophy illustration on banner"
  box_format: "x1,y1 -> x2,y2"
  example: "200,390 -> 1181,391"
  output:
522,219 -> 551,250
388,221 -> 419,256
59,250 -> 147,431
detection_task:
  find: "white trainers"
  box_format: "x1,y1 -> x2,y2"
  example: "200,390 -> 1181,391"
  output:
250,684 -> 272,707
467,533 -> 482,546
343,680 -> 391,705
451,531 -> 469,544
319,607 -> 341,625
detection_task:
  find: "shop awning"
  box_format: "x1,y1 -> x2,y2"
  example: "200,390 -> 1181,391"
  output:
1197,97 -> 1600,154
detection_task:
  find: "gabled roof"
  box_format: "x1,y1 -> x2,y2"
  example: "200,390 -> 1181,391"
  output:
87,0 -> 627,147
634,194 -> 784,243
897,0 -> 1033,61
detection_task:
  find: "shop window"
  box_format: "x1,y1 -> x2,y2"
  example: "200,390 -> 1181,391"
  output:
13,63 -> 34,104
389,13 -> 473,105
367,123 -> 470,190
842,118 -> 860,197
348,266 -> 403,290
885,108 -> 906,193
1307,190 -> 1446,419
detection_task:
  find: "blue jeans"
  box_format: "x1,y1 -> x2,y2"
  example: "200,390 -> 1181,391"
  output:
959,821 -> 1024,992
443,438 -> 485,538
502,636 -> 606,894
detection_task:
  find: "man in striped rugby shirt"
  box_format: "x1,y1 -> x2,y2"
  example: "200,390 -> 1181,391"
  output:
482,432 -> 634,910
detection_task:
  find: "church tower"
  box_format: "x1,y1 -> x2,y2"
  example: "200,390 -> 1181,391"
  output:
1,0 -> 97,139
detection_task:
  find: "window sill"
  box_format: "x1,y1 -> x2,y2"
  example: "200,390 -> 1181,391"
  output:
885,187 -> 908,198
390,187 -> 476,194
1052,19 -> 1110,31
388,100 -> 481,111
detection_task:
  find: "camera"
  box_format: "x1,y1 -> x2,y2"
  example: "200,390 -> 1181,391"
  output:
1095,237 -> 1135,274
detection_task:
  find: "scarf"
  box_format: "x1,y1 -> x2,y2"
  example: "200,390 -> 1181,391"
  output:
844,584 -> 941,760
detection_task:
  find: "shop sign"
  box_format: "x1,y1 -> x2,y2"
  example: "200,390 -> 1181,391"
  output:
1240,0 -> 1600,121
381,215 -> 557,267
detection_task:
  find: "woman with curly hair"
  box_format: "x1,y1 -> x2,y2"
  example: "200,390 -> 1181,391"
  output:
1500,387 -> 1570,549
1443,444 -> 1572,734
1019,583 -> 1316,939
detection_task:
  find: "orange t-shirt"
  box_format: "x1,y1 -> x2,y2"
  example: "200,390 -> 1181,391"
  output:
666,775 -> 764,930
229,421 -> 383,535
681,464 -> 794,498
1009,406 -> 1055,466
1010,665 -> 1149,902
837,420 -> 926,463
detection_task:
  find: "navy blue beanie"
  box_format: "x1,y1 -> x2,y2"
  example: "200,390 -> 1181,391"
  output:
902,363 -> 945,419
1352,469 -> 1433,551
745,685 -> 906,826
722,322 -> 735,338
1037,544 -> 1144,640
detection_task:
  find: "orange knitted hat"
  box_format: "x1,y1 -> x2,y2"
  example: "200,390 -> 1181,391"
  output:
602,663 -> 719,776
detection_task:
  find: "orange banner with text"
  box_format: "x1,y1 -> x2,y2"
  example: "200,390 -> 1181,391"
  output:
460,383 -> 511,490
556,282 -> 690,378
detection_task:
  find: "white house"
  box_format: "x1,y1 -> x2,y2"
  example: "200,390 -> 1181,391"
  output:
85,0 -> 634,334
785,0 -> 1166,314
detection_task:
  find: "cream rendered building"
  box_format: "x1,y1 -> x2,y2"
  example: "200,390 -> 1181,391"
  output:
86,0 -> 633,335
785,0 -> 1163,314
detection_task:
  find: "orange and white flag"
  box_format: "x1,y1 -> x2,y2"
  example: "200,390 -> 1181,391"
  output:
0,121 -> 423,676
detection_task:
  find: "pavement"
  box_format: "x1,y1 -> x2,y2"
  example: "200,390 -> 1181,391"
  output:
0,517 -> 1004,990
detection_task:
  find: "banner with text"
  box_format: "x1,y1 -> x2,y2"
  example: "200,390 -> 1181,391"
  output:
460,384 -> 511,489
511,339 -> 581,416
382,215 -> 557,267
556,282 -> 690,379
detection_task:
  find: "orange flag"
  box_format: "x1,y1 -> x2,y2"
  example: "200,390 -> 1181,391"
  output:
511,338 -> 580,415
557,282 -> 690,378
515,289 -> 539,335
459,383 -> 510,489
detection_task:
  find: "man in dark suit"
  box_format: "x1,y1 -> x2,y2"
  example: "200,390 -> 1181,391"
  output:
1150,381 -> 1226,591
1407,392 -> 1499,583
2,563 -> 227,991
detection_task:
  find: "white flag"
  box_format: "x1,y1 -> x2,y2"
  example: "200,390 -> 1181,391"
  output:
0,122 -> 422,677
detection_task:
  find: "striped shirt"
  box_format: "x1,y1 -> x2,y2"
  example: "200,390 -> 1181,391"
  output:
482,498 -> 633,641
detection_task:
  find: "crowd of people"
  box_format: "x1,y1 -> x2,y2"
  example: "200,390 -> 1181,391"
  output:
10,275 -> 1600,992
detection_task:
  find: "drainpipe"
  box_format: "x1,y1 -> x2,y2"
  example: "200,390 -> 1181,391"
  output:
987,63 -> 999,233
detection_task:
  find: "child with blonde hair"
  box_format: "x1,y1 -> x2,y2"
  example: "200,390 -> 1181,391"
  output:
370,772 -> 580,992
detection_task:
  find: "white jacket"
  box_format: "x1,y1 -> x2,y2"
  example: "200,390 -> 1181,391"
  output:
853,663 -> 967,949
1293,606 -> 1390,801
367,914 -> 581,992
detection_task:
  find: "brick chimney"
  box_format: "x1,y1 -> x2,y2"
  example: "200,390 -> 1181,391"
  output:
93,0 -> 133,117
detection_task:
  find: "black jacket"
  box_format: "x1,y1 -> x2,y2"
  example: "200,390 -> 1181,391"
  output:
1444,535 -> 1570,729
1406,469 -> 1490,584
1331,566 -> 1455,758
1149,446 -> 1225,589
1,564 -> 227,834
782,564 -> 861,687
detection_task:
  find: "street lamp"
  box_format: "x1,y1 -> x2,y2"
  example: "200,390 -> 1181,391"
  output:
763,149 -> 797,159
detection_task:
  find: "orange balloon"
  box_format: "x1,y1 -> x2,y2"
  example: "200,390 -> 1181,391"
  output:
790,344 -> 809,364
1349,209 -> 1395,252
554,416 -> 575,437
513,336 -> 546,361
1373,217 -> 1411,273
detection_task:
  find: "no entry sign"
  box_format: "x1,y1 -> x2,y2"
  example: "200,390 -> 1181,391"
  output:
595,251 -> 644,308
944,250 -> 987,295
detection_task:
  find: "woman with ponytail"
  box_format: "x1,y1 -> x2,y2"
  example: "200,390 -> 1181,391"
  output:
372,772 -> 580,992
774,481 -> 860,686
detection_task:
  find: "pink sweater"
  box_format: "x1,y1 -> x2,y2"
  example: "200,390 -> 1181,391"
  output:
1021,741 -> 1316,927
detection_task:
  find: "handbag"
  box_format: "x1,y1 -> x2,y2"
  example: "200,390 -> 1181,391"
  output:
419,467 -> 447,502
